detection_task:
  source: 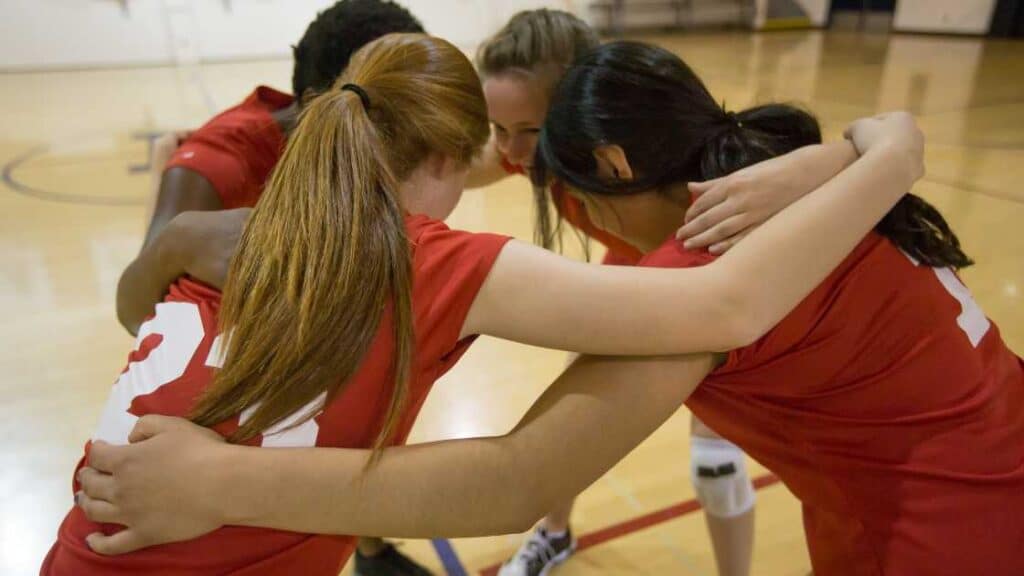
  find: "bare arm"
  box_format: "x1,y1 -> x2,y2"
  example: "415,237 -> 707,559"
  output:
117,167 -> 222,335
678,140 -> 859,252
464,133 -> 510,189
221,354 -> 715,537
80,353 -> 714,550
464,117 -> 922,354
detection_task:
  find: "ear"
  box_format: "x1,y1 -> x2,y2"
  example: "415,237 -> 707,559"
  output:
593,145 -> 634,182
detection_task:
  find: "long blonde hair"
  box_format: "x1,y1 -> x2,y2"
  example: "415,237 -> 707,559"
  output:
476,9 -> 599,84
190,33 -> 489,452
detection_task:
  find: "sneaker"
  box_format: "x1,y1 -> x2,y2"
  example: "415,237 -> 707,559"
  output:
354,542 -> 433,576
497,526 -> 577,576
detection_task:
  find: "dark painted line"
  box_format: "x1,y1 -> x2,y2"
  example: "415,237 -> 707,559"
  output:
479,473 -> 781,576
1,143 -> 145,206
432,538 -> 468,576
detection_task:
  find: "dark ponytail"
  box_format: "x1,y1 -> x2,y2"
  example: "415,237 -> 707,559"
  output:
536,41 -> 972,269
876,195 -> 973,268
701,104 -> 822,181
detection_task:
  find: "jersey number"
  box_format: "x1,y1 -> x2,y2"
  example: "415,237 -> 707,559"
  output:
903,251 -> 990,347
93,302 -> 323,446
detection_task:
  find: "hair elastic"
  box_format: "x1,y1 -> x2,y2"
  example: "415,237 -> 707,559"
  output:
725,110 -> 743,129
341,83 -> 372,110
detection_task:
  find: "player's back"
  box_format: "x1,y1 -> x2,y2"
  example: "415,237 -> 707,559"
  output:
684,233 -> 1024,575
42,215 -> 510,575
643,232 -> 1024,574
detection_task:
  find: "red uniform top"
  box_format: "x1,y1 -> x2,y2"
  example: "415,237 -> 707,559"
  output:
500,157 -> 643,265
641,233 -> 1024,576
165,86 -> 293,208
43,215 -> 511,576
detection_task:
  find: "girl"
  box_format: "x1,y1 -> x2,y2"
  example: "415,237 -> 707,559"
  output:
68,36 -> 926,576
469,12 -> 770,575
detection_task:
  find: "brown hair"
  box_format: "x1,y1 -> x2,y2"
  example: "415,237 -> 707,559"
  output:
190,33 -> 489,454
476,9 -> 599,85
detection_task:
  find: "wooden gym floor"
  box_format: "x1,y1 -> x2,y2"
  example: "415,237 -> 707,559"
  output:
1,29 -> 1021,576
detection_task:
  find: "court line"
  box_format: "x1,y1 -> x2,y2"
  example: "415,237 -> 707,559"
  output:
1,143 -> 144,206
474,473 -> 780,576
432,538 -> 469,576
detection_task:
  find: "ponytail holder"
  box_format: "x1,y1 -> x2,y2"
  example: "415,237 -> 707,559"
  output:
342,83 -> 371,110
725,111 -> 743,129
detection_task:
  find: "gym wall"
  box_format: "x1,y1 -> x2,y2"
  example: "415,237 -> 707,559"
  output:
0,0 -> 582,71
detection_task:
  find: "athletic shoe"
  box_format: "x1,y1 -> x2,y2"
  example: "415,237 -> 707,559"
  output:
497,526 -> 577,576
354,542 -> 433,576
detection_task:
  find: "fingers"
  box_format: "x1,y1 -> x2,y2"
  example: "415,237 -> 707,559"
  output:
687,177 -> 723,195
684,183 -> 728,224
708,228 -> 752,255
128,414 -> 177,444
86,530 -> 151,556
678,194 -> 743,242
129,414 -> 224,444
682,214 -> 750,250
76,491 -> 122,525
87,441 -> 122,473
78,467 -> 116,502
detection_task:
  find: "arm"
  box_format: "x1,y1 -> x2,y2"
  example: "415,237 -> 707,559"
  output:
463,115 -> 923,353
79,353 -> 715,550
222,354 -> 715,536
464,133 -> 510,189
678,141 -> 859,253
117,166 -> 223,335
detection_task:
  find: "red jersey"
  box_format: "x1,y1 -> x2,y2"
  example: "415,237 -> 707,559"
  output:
43,215 -> 511,576
500,157 -> 643,265
641,233 -> 1024,575
165,86 -> 293,208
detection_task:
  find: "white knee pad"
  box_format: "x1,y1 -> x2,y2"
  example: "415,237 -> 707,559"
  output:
690,436 -> 756,518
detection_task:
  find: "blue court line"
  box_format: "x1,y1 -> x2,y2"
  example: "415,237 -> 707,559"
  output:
431,538 -> 468,576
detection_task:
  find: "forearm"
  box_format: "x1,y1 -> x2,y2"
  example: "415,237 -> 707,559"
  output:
116,221 -> 188,335
214,355 -> 709,538
790,141 -> 859,195
216,437 -> 533,537
714,142 -> 918,345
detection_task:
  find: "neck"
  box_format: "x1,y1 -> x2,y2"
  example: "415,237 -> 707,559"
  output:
623,182 -> 692,253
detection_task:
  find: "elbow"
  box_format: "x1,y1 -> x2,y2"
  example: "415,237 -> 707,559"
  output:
115,273 -> 141,337
714,279 -> 769,351
495,494 -> 548,535
482,438 -> 558,535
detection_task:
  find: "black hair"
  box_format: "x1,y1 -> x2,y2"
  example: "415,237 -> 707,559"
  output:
535,41 -> 972,269
292,0 -> 424,100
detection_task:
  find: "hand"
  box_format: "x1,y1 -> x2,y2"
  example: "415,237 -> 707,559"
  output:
168,207 -> 252,289
150,130 -> 192,174
76,415 -> 229,555
844,111 -> 924,181
677,141 -> 858,254
678,169 -> 801,255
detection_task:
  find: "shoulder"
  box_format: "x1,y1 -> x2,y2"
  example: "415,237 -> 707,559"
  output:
406,214 -> 511,267
179,86 -> 292,149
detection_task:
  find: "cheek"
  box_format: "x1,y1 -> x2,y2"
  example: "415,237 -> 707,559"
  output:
494,131 -> 510,152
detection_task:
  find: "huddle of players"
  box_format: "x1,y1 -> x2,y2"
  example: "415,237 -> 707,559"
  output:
45,2 -> 1024,576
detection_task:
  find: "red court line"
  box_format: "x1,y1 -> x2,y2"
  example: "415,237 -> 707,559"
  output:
479,473 -> 780,576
